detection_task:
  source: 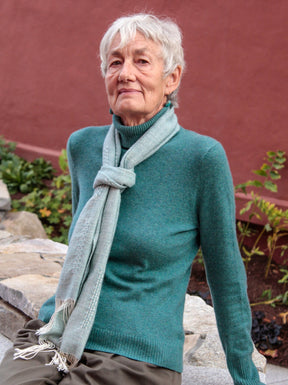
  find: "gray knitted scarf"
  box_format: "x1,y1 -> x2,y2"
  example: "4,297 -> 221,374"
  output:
14,107 -> 180,372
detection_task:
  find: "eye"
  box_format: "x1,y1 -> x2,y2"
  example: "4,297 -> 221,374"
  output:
109,59 -> 122,67
138,59 -> 149,64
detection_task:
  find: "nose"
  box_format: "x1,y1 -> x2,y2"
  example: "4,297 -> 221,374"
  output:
118,60 -> 136,82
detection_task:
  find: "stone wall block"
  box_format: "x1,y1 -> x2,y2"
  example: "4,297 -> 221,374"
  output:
0,252 -> 61,280
0,274 -> 58,318
0,237 -> 68,255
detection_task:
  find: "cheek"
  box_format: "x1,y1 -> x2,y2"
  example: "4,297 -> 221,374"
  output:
105,75 -> 116,95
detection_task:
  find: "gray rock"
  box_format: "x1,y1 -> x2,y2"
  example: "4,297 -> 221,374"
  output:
0,180 -> 11,211
183,295 -> 217,334
0,230 -> 14,243
0,252 -> 61,280
183,295 -> 266,374
0,333 -> 13,364
0,211 -> 48,239
0,237 -> 68,255
182,365 -> 266,385
0,299 -> 30,340
0,274 -> 58,318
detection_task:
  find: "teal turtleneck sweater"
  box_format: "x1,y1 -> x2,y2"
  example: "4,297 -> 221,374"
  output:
39,107 -> 263,384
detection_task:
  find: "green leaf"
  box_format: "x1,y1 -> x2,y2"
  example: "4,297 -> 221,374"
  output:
276,157 -> 286,164
267,151 -> 276,157
269,170 -> 281,180
264,180 -> 278,192
253,169 -> 267,177
272,163 -> 284,170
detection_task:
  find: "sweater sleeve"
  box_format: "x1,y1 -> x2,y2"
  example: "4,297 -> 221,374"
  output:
198,142 -> 264,385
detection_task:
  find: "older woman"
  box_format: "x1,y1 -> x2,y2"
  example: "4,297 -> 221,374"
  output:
0,14 -> 264,385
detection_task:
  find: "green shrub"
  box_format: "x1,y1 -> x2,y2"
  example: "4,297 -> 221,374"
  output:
0,136 -> 54,194
235,151 -> 288,277
12,150 -> 72,244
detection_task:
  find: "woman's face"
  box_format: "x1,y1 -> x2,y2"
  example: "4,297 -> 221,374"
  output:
105,32 -> 181,126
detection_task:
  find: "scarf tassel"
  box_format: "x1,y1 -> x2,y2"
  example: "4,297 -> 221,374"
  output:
13,340 -> 73,373
13,299 -> 76,373
14,342 -> 70,373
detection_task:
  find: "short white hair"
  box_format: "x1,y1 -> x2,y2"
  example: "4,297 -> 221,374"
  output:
100,13 -> 185,107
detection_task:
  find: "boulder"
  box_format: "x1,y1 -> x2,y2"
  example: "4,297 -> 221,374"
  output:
0,211 -> 48,239
183,295 -> 266,376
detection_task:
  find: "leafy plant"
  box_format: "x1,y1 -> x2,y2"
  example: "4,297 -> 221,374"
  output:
251,288 -> 288,308
12,150 -> 72,244
236,151 -> 286,194
0,137 -> 55,194
278,268 -> 288,288
0,136 -> 17,161
235,151 -> 288,277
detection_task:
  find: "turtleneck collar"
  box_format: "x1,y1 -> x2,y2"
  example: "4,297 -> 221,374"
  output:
112,103 -> 172,149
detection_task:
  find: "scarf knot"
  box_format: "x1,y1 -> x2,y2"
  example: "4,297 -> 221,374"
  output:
94,165 -> 136,190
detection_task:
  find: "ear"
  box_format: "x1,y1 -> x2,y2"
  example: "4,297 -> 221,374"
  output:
165,66 -> 182,95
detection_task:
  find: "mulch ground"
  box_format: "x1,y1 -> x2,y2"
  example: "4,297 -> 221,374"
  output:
187,253 -> 288,368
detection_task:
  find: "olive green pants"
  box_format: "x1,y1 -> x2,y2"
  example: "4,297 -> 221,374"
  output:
0,320 -> 181,385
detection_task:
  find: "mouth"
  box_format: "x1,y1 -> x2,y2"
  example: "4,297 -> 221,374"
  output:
118,88 -> 141,95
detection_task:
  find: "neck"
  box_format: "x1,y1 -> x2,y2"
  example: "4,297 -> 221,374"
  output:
113,103 -> 171,149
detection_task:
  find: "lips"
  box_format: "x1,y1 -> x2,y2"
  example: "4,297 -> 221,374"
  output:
118,88 -> 141,95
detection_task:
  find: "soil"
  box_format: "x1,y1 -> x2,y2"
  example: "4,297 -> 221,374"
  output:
187,254 -> 288,368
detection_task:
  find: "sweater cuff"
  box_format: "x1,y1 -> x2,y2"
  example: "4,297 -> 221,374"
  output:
227,353 -> 265,385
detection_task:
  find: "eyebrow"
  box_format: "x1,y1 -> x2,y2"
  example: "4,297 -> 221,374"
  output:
109,47 -> 150,57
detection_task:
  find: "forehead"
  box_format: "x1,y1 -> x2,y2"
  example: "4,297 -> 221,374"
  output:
108,31 -> 162,57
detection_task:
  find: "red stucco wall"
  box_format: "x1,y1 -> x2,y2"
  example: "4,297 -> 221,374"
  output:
1,1 -> 287,207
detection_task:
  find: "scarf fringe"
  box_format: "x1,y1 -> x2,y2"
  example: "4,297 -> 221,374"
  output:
13,340 -> 70,373
46,351 -> 69,373
13,340 -> 56,361
13,300 -> 75,372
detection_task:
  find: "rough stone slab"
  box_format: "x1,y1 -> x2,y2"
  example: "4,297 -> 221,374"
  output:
0,238 -> 68,255
182,365 -> 266,385
0,230 -> 15,243
1,211 -> 48,239
0,274 -> 58,318
0,252 -> 61,280
185,332 -> 227,369
183,296 -> 266,374
183,334 -> 202,357
0,299 -> 30,340
183,295 -> 217,334
0,180 -> 11,211
0,333 -> 13,364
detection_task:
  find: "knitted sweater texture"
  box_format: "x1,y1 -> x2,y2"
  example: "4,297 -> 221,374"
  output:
39,110 -> 263,384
